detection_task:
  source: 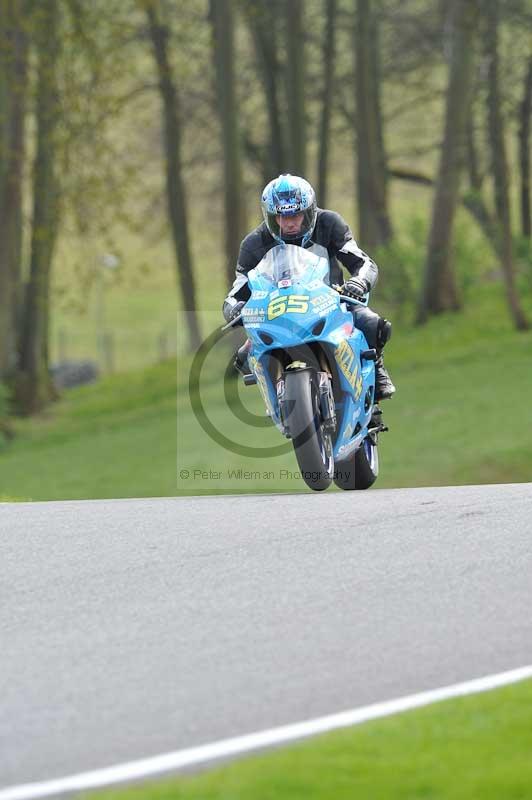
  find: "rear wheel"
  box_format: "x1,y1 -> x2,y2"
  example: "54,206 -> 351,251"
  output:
284,369 -> 333,491
334,435 -> 379,491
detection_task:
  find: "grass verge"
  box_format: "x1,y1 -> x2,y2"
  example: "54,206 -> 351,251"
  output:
85,678 -> 532,799
0,285 -> 530,501
0,361 -> 177,501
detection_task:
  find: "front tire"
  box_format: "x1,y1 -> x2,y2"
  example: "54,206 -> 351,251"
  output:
334,435 -> 379,491
284,369 -> 334,491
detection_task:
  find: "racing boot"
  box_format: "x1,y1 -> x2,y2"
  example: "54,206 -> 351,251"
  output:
234,339 -> 252,377
374,353 -> 395,401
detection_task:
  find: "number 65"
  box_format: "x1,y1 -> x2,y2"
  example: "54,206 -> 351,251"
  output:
267,294 -> 309,320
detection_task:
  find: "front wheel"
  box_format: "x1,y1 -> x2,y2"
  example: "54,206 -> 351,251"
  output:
334,435 -> 379,491
284,369 -> 334,491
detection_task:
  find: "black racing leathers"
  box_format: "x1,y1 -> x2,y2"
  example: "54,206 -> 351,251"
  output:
222,208 -> 395,400
222,208 -> 378,320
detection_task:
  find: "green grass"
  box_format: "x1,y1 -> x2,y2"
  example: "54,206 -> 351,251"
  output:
85,679 -> 532,799
0,361 -> 177,501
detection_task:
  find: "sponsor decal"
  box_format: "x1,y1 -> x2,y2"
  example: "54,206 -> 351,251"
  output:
242,307 -> 266,324
311,295 -> 336,309
286,360 -> 307,370
311,294 -> 337,318
251,290 -> 268,300
278,278 -> 292,288
337,439 -> 358,458
330,322 -> 354,344
335,339 -> 363,400
276,202 -> 301,213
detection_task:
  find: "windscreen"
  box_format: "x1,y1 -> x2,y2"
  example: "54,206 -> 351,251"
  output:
252,244 -> 328,287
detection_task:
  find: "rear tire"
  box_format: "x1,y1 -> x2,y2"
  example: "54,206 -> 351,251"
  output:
284,369 -> 333,491
334,435 -> 379,491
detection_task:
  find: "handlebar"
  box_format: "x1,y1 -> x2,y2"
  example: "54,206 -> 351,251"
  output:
337,294 -> 369,307
221,316 -> 243,331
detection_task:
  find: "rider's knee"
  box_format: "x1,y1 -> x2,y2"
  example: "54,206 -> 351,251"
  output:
353,309 -> 392,351
353,307 -> 381,350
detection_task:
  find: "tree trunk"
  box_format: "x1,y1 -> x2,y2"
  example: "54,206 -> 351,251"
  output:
466,110 -> 482,194
462,114 -> 500,247
369,1 -> 392,244
209,0 -> 246,285
417,0 -> 477,323
485,0 -> 529,331
285,0 -> 306,175
354,0 -> 392,249
144,1 -> 201,352
518,54 -> 532,240
241,0 -> 287,179
0,0 -> 28,383
317,0 -> 337,208
16,0 -> 60,415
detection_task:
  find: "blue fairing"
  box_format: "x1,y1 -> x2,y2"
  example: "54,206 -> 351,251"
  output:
242,244 -> 375,462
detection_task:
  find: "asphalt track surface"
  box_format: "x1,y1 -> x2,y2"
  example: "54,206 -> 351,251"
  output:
1,484 -> 531,790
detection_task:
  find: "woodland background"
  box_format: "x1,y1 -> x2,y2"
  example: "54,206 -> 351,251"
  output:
0,0 -> 531,497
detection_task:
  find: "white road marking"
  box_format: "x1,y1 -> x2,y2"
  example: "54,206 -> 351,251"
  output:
2,665 -> 532,800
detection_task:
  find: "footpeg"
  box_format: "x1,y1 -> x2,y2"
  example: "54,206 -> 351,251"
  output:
369,405 -> 388,436
243,374 -> 257,386
367,422 -> 388,438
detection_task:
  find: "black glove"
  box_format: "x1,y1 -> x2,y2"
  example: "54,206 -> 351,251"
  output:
225,300 -> 245,323
341,276 -> 370,300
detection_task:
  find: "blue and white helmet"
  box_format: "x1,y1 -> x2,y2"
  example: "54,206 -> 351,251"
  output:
261,174 -> 317,246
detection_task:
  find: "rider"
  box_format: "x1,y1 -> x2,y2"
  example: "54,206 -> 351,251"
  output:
222,174 -> 396,400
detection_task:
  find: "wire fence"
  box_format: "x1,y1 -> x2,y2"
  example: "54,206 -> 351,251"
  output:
52,327 -> 178,375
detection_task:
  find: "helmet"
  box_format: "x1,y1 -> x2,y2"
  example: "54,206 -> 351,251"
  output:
261,174 -> 317,246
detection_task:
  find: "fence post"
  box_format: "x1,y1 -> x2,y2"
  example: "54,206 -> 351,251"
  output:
58,328 -> 67,362
103,332 -> 115,373
158,331 -> 169,362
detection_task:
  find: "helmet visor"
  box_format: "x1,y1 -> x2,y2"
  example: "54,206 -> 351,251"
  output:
263,207 -> 317,243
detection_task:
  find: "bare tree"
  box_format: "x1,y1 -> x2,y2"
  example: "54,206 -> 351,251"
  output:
518,53 -> 532,240
144,0 -> 201,351
0,0 -> 29,383
286,0 -> 306,175
417,0 -> 477,323
209,0 -> 246,284
354,0 -> 392,248
16,0 -> 61,414
485,0 -> 529,330
317,0 -> 337,208
241,0 -> 287,179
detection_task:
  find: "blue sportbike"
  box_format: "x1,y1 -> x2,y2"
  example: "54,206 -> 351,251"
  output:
224,245 -> 387,491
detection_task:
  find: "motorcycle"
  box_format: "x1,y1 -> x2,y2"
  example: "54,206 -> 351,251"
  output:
223,244 -> 387,491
